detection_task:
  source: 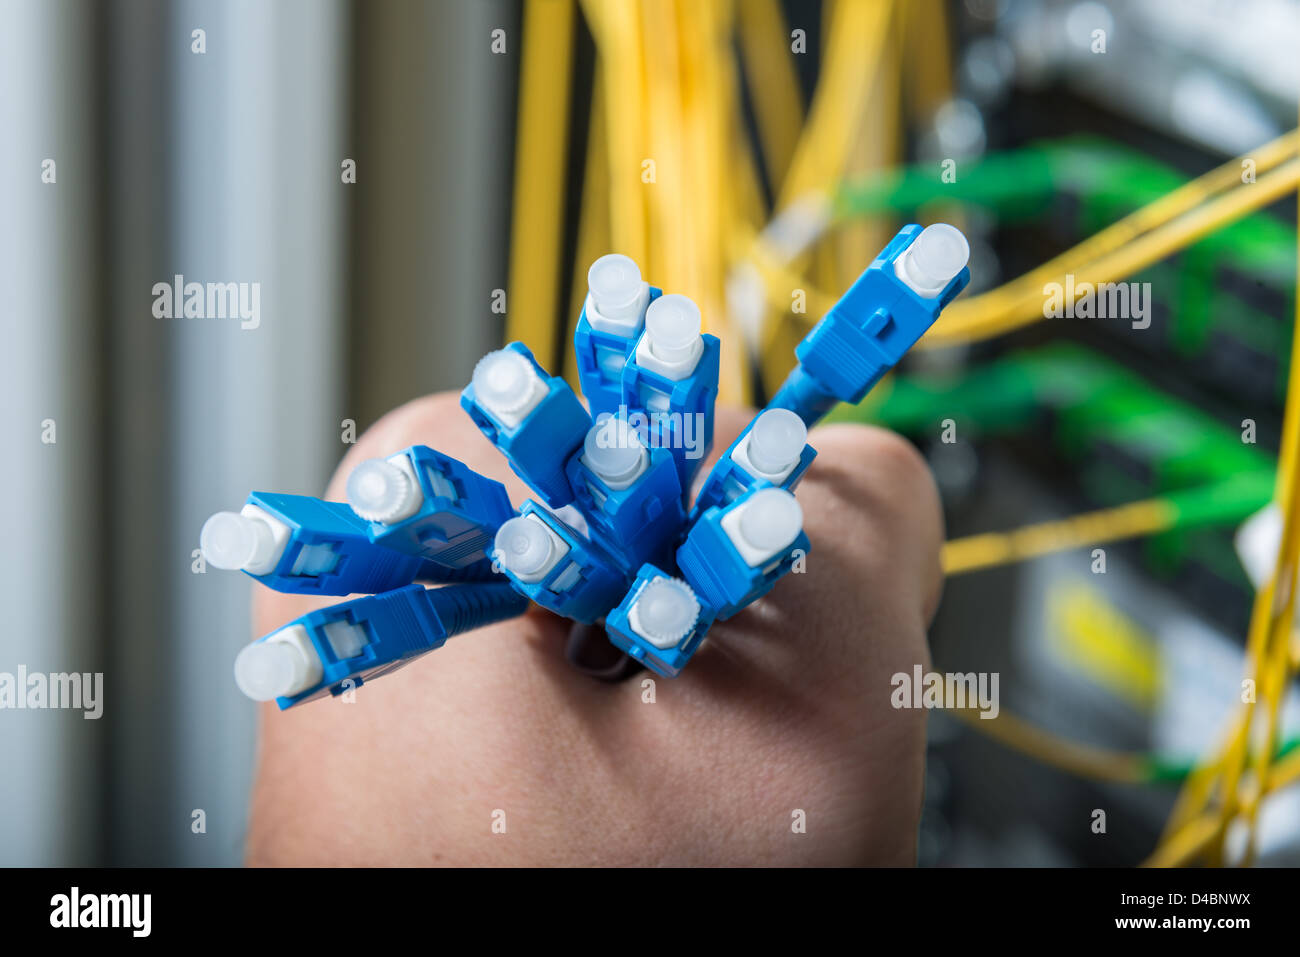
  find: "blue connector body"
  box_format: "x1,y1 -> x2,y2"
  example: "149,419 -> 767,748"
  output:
565,444 -> 684,575
242,492 -> 438,596
770,223 -> 971,427
497,501 -> 628,624
361,445 -> 514,570
690,421 -> 818,519
620,333 -> 720,494
675,484 -> 811,620
574,286 -> 662,418
605,565 -> 715,679
259,582 -> 528,709
460,342 -> 592,508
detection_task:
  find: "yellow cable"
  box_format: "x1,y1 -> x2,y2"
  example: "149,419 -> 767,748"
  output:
1145,813 -> 1222,868
735,0 -> 804,194
944,129 -> 1299,324
778,0 -> 888,210
901,0 -> 952,121
942,498 -> 1176,576
954,707 -> 1149,784
923,156 -> 1300,347
561,74 -> 611,388
583,0 -> 649,266
836,0 -> 901,293
505,0 -> 577,366
750,130 -> 1299,348
1151,129 -> 1300,867
1237,115 -> 1300,865
1267,747 -> 1300,792
679,0 -> 749,404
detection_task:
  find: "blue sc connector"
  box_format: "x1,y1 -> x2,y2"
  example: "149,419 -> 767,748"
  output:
619,293 -> 720,495
676,484 -> 810,620
691,407 -> 818,519
770,223 -> 971,427
461,342 -> 592,508
574,254 -> 662,418
199,492 -> 442,596
605,565 -> 715,678
233,582 -> 528,709
344,444 -> 514,574
564,416 -> 685,575
491,501 -> 627,624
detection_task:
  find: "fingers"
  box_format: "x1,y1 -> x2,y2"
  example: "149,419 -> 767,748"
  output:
801,423 -> 945,628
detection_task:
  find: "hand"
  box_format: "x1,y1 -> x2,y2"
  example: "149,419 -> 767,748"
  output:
246,392 -> 943,865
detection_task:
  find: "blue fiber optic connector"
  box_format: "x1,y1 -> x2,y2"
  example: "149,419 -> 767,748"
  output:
770,223 -> 971,428
202,492 -> 450,596
575,286 -> 663,418
347,444 -> 514,573
461,342 -> 592,508
236,582 -> 528,709
691,407 -> 818,518
564,427 -> 684,574
492,501 -> 628,624
675,483 -> 810,620
604,564 -> 715,678
620,321 -> 720,494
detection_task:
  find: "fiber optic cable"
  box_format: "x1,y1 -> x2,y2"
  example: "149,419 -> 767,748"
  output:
506,0 -> 576,369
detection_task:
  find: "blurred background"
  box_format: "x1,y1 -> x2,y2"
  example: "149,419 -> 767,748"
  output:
3,0 -> 1299,866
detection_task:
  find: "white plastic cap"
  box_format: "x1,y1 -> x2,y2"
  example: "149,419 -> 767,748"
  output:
631,578 -> 700,649
495,516 -> 556,578
645,294 -> 703,364
234,640 -> 308,701
1235,502 -> 1280,590
584,418 -> 648,488
472,349 -> 541,417
746,409 -> 807,476
738,488 -> 803,554
896,223 -> 969,297
588,254 -> 644,321
200,510 -> 277,571
347,458 -> 418,523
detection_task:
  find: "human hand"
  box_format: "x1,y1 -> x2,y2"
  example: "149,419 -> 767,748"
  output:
246,392 -> 943,865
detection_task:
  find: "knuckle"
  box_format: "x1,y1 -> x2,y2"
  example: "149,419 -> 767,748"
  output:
800,423 -> 944,588
326,392 -> 473,498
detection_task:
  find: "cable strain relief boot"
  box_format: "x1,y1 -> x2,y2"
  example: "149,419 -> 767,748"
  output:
426,582 -> 529,637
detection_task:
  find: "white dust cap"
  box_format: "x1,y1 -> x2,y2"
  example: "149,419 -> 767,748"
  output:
645,294 -> 703,364
588,254 -> 644,321
583,417 -> 648,488
738,488 -> 803,554
234,640 -> 309,701
348,458 -> 418,523
631,578 -> 701,649
200,510 -> 277,571
896,223 -> 969,297
1235,502 -> 1281,590
747,409 -> 807,475
472,349 -> 541,417
495,516 -> 556,578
